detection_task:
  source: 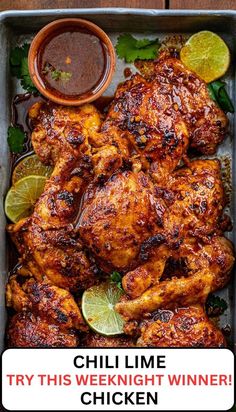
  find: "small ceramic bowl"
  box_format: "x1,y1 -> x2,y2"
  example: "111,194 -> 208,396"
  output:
28,18 -> 116,106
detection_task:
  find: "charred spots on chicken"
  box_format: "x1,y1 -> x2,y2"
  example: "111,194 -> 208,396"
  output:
57,190 -> 74,206
55,308 -> 69,324
67,131 -> 85,147
162,256 -> 189,281
155,187 -> 175,205
140,234 -> 166,261
162,130 -> 180,153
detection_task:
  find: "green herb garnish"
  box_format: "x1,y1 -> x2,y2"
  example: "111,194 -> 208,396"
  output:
208,80 -> 234,113
7,126 -> 25,153
43,63 -> 72,82
116,33 -> 160,63
10,44 -> 38,93
205,294 -> 228,317
110,271 -> 123,291
51,69 -> 72,81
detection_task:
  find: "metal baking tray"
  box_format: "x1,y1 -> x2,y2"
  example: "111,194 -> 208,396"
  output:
0,8 -> 235,353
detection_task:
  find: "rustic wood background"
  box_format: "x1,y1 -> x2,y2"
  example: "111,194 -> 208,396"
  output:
0,0 -> 235,10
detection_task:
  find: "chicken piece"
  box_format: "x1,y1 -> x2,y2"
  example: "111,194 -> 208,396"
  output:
104,73 -> 189,182
116,236 -> 234,320
122,244 -> 168,299
29,101 -> 103,165
163,159 -> 225,240
120,159 -> 226,299
8,215 -> 99,293
7,312 -> 78,348
30,101 -> 130,181
136,306 -> 226,348
6,274 -> 30,312
103,55 -> 227,182
81,333 -> 135,347
135,53 -> 228,155
6,275 -> 87,331
78,170 -> 165,272
8,103 -> 103,292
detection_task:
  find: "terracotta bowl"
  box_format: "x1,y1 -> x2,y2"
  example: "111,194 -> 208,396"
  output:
28,18 -> 116,106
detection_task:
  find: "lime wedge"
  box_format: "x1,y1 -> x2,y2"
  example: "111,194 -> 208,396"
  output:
5,175 -> 46,222
12,154 -> 53,185
82,282 -> 125,336
180,31 -> 230,83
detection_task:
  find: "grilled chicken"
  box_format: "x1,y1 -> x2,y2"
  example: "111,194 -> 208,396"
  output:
6,53 -> 233,348
135,53 -> 228,156
136,305 -> 226,348
120,159 -> 229,299
6,275 -> 87,330
81,333 -> 135,347
79,170 -> 163,272
7,312 -> 78,348
8,103 -> 103,292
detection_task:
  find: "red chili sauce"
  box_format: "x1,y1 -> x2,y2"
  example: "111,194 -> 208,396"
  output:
37,28 -> 109,99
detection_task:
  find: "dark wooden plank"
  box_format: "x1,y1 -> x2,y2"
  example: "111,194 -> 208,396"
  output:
169,0 -> 236,9
0,0 -> 165,11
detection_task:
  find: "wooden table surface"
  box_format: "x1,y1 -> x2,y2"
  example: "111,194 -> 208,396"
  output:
0,0 -> 235,11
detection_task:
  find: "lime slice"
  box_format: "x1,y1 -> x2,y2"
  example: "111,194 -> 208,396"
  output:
12,154 -> 53,185
180,31 -> 230,83
5,175 -> 46,222
82,282 -> 125,336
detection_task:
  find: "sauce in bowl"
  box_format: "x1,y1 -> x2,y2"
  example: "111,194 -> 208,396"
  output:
29,19 -> 115,105
38,29 -> 108,99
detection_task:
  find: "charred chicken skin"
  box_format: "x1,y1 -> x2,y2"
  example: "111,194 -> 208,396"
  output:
6,53 -> 233,348
135,305 -> 226,348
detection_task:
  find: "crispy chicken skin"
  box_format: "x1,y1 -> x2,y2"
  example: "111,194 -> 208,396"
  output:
7,312 -> 78,348
136,306 -> 226,348
104,80 -> 189,182
81,333 -> 135,347
8,103 -> 103,292
6,53 -> 234,348
121,159 -> 227,299
116,236 -> 234,320
134,54 -> 228,156
79,170 -> 164,271
6,275 -> 87,331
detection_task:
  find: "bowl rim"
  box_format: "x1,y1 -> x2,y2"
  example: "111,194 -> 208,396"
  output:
28,18 -> 116,106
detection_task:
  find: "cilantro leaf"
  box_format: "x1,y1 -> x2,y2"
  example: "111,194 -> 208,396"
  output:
51,70 -> 61,81
110,271 -> 123,290
20,57 -> 37,93
10,44 -> 38,93
208,80 -> 234,113
7,126 -> 25,153
205,294 -> 228,317
43,63 -> 72,82
10,44 -> 29,77
51,69 -> 72,81
116,33 -> 160,63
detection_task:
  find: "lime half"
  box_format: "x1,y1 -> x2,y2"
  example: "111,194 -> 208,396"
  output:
180,31 -> 230,83
12,154 -> 53,185
82,282 -> 125,336
5,175 -> 46,223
